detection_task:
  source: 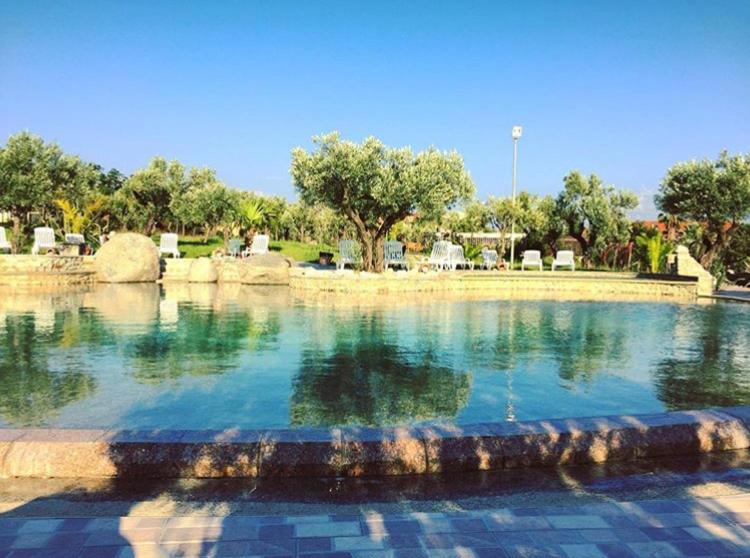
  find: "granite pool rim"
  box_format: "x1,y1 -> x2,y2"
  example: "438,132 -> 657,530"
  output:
2,405 -> 750,479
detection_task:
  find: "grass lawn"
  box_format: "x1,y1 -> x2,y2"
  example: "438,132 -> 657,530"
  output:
165,235 -> 337,263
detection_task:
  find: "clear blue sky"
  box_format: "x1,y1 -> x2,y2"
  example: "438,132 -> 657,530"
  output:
2,1 -> 748,217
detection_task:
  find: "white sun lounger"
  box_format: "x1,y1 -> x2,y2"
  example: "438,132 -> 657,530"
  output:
32,227 -> 56,255
552,250 -> 575,271
0,227 -> 11,253
159,233 -> 180,258
521,250 -> 543,271
245,234 -> 269,256
427,241 -> 451,270
481,248 -> 498,270
384,240 -> 408,270
449,244 -> 475,270
337,239 -> 361,270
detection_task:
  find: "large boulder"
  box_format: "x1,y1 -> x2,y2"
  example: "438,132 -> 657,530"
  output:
95,233 -> 160,283
239,252 -> 292,285
188,257 -> 218,283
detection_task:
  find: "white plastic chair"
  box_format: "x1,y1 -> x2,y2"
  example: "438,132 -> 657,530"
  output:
0,227 -> 11,253
427,241 -> 451,270
337,239 -> 361,270
384,240 -> 409,270
521,250 -> 543,271
449,244 -> 475,270
65,233 -> 85,245
481,248 -> 498,270
552,250 -> 575,271
159,233 -> 180,258
246,234 -> 269,256
32,227 -> 56,255
228,238 -> 243,258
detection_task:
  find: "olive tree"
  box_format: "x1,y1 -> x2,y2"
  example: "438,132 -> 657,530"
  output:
290,133 -> 474,271
114,157 -> 187,235
556,172 -> 638,265
656,152 -> 750,269
0,132 -> 101,251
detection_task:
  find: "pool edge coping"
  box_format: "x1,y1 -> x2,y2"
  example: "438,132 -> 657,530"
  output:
2,405 -> 750,479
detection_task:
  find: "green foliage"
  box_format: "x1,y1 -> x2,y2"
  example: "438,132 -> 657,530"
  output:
291,132 -> 474,271
656,151 -> 750,269
635,228 -> 673,273
557,171 -> 638,265
114,157 -> 188,235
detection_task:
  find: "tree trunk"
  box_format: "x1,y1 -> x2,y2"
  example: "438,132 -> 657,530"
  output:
699,227 -> 734,269
11,215 -> 21,254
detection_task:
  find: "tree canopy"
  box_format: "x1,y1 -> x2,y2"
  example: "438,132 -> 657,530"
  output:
291,132 -> 475,271
556,171 -> 638,265
656,151 -> 750,268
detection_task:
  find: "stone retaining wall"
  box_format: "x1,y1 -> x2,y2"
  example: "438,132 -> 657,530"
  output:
0,255 -> 96,286
1,406 -> 749,479
290,269 -> 700,301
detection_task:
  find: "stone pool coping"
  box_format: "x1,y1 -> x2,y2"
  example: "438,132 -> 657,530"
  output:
2,406 -> 750,479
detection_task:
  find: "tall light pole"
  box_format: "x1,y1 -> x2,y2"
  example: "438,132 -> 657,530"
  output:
509,125 -> 522,269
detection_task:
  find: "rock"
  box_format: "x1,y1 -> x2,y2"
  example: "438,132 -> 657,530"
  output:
95,233 -> 160,283
188,257 -> 218,283
239,252 -> 292,285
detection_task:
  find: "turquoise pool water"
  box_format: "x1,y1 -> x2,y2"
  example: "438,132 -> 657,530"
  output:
0,284 -> 748,429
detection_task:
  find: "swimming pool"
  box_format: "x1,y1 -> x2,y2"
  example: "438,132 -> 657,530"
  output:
1,284 -> 748,429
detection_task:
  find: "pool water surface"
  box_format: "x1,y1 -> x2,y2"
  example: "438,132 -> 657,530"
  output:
0,284 -> 748,430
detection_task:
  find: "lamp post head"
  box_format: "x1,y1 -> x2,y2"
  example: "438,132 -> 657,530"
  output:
511,126 -> 523,140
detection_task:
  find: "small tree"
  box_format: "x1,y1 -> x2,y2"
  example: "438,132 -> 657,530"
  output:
635,228 -> 673,273
115,157 -> 187,235
556,171 -> 638,266
656,151 -> 750,269
291,133 -> 474,272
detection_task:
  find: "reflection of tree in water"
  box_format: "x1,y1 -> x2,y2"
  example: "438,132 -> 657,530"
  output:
467,302 -> 627,384
126,304 -> 281,383
290,315 -> 471,427
654,305 -> 750,409
0,314 -> 96,426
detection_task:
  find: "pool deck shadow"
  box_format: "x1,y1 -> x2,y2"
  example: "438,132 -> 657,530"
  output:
2,406 -> 750,480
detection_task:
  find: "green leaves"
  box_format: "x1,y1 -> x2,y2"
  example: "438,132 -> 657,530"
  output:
290,132 -> 475,271
635,228 -> 673,273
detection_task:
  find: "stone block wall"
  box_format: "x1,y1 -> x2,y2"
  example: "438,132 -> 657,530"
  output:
0,255 -> 95,286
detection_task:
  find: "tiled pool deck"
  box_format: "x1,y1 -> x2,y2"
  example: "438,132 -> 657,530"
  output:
3,494 -> 750,557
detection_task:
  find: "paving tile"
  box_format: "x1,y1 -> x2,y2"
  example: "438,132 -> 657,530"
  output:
56,518 -> 93,532
451,519 -> 488,533
484,514 -> 551,532
594,543 -> 636,558
626,541 -> 681,557
245,538 -> 296,554
8,548 -> 80,558
684,524 -> 750,543
502,543 -> 566,558
578,530 -> 620,544
387,535 -> 422,549
79,546 -> 126,558
334,536 -> 388,551
529,530 -> 585,545
639,528 -> 692,542
300,537 -> 334,553
422,532 -> 499,549
133,517 -> 168,529
9,534 -> 52,549
547,516 -> 610,530
492,532 -> 533,546
298,523 -> 362,538
560,544 -> 607,558
258,524 -> 296,540
302,553 -> 353,558
15,520 -> 62,535
696,539 -> 749,555
214,540 -> 251,556
0,520 -> 25,537
473,549 -> 510,558
84,530 -> 130,547
44,532 -> 90,548
667,540 -> 713,556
